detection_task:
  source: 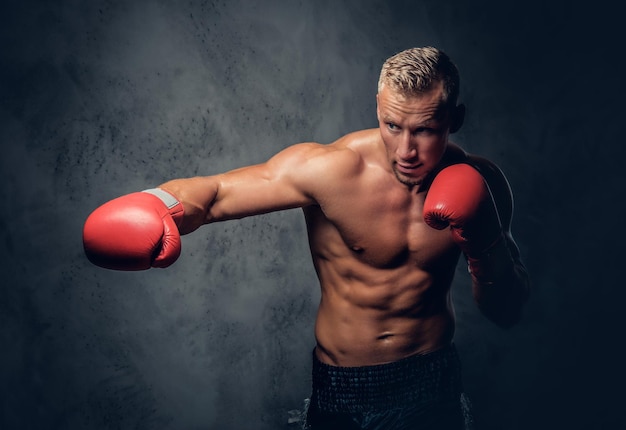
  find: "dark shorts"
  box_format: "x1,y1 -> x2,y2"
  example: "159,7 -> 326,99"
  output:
305,344 -> 474,430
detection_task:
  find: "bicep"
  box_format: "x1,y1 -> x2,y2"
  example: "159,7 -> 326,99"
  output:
209,143 -> 323,221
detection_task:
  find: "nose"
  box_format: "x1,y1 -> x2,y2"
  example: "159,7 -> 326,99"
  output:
396,133 -> 417,161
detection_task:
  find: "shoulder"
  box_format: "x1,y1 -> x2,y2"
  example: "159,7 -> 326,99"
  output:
330,128 -> 387,169
267,129 -> 379,201
462,153 -> 514,229
435,143 -> 509,188
464,154 -> 511,198
280,129 -> 380,174
336,128 -> 384,155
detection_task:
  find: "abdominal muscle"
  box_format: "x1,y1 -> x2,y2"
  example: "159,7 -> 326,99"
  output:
312,258 -> 457,367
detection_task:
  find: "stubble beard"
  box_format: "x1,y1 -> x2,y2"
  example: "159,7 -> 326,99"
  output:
392,164 -> 425,189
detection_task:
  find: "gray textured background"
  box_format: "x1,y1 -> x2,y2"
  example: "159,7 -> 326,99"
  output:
1,0 -> 624,429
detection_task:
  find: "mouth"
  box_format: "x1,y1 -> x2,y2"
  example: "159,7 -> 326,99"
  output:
395,162 -> 423,176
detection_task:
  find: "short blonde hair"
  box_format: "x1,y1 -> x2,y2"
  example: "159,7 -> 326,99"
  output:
378,47 -> 460,105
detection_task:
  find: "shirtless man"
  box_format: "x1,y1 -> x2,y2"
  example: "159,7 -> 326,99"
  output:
83,47 -> 530,429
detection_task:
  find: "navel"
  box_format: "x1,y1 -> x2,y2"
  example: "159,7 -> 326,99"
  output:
377,332 -> 395,341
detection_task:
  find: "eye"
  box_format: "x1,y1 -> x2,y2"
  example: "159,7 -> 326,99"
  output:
413,127 -> 437,136
386,122 -> 399,131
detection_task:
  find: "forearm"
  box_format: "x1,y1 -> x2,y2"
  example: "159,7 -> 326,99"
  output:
159,176 -> 220,235
468,233 -> 530,328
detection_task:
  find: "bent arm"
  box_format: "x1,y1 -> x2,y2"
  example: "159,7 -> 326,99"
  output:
159,142 -> 325,235
424,156 -> 531,328
468,233 -> 530,328
466,155 -> 530,327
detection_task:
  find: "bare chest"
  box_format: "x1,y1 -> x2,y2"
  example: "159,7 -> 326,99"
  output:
305,180 -> 456,270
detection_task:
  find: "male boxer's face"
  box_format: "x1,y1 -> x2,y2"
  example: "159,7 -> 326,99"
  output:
377,82 -> 455,188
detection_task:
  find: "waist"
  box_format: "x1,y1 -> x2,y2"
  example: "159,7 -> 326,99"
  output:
314,310 -> 456,367
310,343 -> 463,413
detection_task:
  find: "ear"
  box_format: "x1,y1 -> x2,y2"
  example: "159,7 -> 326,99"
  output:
449,103 -> 465,134
376,93 -> 381,121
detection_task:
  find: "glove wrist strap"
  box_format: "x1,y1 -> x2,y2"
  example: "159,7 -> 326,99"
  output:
142,188 -> 184,226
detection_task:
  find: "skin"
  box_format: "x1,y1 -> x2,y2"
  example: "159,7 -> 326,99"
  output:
159,83 -> 517,367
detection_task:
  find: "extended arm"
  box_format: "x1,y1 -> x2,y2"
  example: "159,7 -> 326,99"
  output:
158,142 -> 321,234
83,142 -> 329,270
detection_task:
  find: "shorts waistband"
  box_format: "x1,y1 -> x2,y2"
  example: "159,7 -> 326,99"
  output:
310,344 -> 463,413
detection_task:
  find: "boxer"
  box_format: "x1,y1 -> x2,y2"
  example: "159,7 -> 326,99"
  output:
83,47 -> 529,429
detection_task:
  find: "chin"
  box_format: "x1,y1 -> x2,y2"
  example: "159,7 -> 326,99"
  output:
393,169 -> 424,188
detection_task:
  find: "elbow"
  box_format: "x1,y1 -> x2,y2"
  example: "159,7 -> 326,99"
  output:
475,277 -> 530,329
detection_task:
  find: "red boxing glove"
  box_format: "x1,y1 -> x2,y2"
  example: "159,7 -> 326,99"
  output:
83,189 -> 184,270
423,163 -> 502,257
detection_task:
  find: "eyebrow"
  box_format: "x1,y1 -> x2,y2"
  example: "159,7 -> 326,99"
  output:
382,114 -> 440,127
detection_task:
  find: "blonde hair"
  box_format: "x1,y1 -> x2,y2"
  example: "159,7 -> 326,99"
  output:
378,47 -> 460,105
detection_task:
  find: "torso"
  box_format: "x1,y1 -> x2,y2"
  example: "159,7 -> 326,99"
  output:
304,129 -> 463,367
